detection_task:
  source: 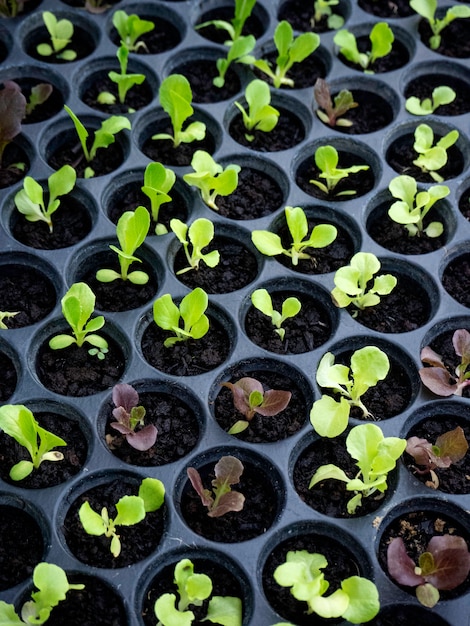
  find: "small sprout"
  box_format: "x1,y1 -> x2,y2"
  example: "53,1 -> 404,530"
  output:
387,174 -> 449,238
406,426 -> 468,489
251,205 -> 337,266
0,81 -> 26,169
214,35 -> 256,88
334,22 -> 394,72
96,205 -> 150,284
196,0 -> 256,45
0,563 -> 84,624
412,123 -> 459,183
0,0 -> 30,18
84,0 -> 110,14
309,145 -> 369,196
406,86 -> 456,116
0,404 -> 66,481
273,549 -> 380,623
154,558 -> 242,626
252,21 -> 320,88
152,287 -> 210,348
141,161 -> 176,235
0,311 -> 19,329
183,150 -> 240,210
48,282 -> 109,359
251,288 -> 301,341
419,328 -> 470,396
110,383 -> 157,451
387,535 -> 470,607
310,346 -> 390,438
36,11 -> 77,61
331,252 -> 397,316
309,423 -> 406,514
25,82 -> 53,117
14,165 -> 77,233
409,0 -> 470,50
234,79 -> 280,142
78,477 -> 165,557
187,455 -> 245,518
152,74 -> 206,148
313,78 -> 358,128
105,45 -> 146,106
112,9 -> 154,52
311,0 -> 345,30
170,217 -> 220,275
64,105 -> 131,178
221,376 -> 292,435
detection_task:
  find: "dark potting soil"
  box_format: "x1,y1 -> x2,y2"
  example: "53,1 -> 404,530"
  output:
0,351 -> 17,402
317,89 -> 394,134
377,510 -> 470,600
229,107 -> 305,151
262,532 -> 365,625
0,410 -> 88,488
386,133 -> 464,182
275,217 -> 356,274
213,368 -> 308,443
404,73 -> 470,116
369,604 -> 451,626
295,150 -> 375,200
338,35 -> 410,73
36,337 -> 126,396
180,460 -> 279,542
104,390 -> 200,466
357,0 -> 415,18
425,328 -> 470,400
367,201 -> 447,255
140,119 -> 215,167
12,77 -> 64,124
442,253 -> 470,308
62,477 -> 166,568
294,434 -> 393,518
0,265 -> 56,327
404,415 -> 470,495
458,185 -> 470,221
278,0 -> 348,33
0,142 -> 30,188
108,15 -> 182,54
173,58 -> 241,104
11,196 -> 93,249
216,166 -> 284,220
418,15 -> 470,58
173,237 -> 259,294
25,25 -> 96,63
47,132 -> 125,178
253,48 -> 327,89
141,317 -> 231,376
244,290 -> 333,354
60,0 -> 119,7
141,558 -> 245,626
80,70 -> 154,114
195,6 -> 266,44
0,505 -> 44,590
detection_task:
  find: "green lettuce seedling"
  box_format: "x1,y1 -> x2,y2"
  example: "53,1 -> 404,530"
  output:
214,35 -> 256,88
0,562 -> 84,625
110,382 -> 157,451
310,346 -> 390,438
331,252 -> 397,315
170,217 -> 220,275
419,328 -> 470,397
36,11 -> 77,61
234,79 -> 279,142
311,0 -> 344,30
196,0 -> 256,45
152,74 -> 206,148
154,558 -> 243,626
412,123 -> 459,183
309,145 -> 369,196
48,282 -> 109,359
79,477 -> 165,558
252,21 -> 320,88
0,404 -> 66,481
183,150 -> 240,210
314,78 -> 358,128
334,22 -> 394,72
152,287 -> 209,348
25,83 -> 53,117
98,45 -> 146,107
64,105 -> 131,178
187,455 -> 245,518
0,81 -> 26,171
221,376 -> 292,435
409,0 -> 470,50
96,205 -> 150,284
309,423 -> 406,514
14,165 -> 76,233
112,9 -> 154,52
0,311 -> 19,329
251,288 -> 301,341
141,161 -> 176,235
387,174 -> 449,238
251,205 -> 337,266
273,549 -> 380,623
406,86 -> 456,116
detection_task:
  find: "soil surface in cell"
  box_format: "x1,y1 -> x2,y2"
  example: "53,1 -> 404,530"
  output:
0,265 -> 56,327
14,77 -> 64,123
404,73 -> 470,116
254,48 -> 327,89
109,15 -> 181,53
0,352 -> 17,401
195,6 -> 265,43
173,58 -> 241,103
418,16 -> 470,58
25,25 -> 95,62
141,119 -> 215,166
229,107 -> 305,151
358,0 -> 414,17
48,133 -> 125,178
442,254 -> 470,308
0,143 -> 29,188
81,70 -> 154,114
317,89 -> 394,134
278,0 -> 348,33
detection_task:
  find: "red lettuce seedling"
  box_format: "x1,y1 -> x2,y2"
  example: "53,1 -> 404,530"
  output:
406,425 -> 468,489
387,535 -> 470,608
0,81 -> 26,167
314,78 -> 358,128
419,329 -> 470,396
221,376 -> 291,434
110,383 -> 157,451
187,455 -> 245,518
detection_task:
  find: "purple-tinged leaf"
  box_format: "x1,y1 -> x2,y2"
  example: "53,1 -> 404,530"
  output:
424,535 -> 470,591
187,467 -> 214,508
419,366 -> 457,396
110,421 -> 133,436
406,436 -> 442,469
255,389 -> 291,417
221,377 -> 263,418
112,406 -> 131,427
435,426 -> 468,465
453,329 -> 470,362
387,537 -> 424,587
420,346 -> 445,368
0,81 -> 26,160
112,383 -> 139,414
126,424 -> 157,451
208,491 -> 245,518
213,455 -> 244,487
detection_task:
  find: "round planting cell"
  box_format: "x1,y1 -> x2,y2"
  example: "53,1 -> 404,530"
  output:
441,246 -> 470,309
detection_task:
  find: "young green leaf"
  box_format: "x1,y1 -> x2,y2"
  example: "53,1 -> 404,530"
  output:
234,79 -> 280,141
152,287 -> 210,348
108,45 -> 146,105
334,22 -> 394,71
112,9 -> 154,52
25,82 -> 53,117
312,0 -> 345,30
251,288 -> 301,341
170,217 -> 220,274
183,151 -> 240,210
141,161 -> 176,234
412,123 -> 459,183
314,78 -> 358,127
409,0 -> 470,50
405,86 -> 456,116
309,145 -> 369,196
214,35 -> 256,88
37,11 -> 77,61
0,311 -> 19,329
